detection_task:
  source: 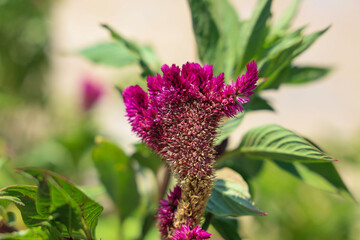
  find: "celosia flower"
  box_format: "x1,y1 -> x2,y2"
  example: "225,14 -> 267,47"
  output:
123,61 -> 258,234
157,185 -> 182,238
172,225 -> 211,240
81,76 -> 104,111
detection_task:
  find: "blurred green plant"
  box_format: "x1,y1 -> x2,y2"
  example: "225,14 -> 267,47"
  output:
0,0 -> 51,103
0,0 -> 356,239
0,168 -> 103,239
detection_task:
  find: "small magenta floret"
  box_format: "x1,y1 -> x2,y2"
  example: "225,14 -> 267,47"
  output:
157,186 -> 182,238
172,225 -> 211,240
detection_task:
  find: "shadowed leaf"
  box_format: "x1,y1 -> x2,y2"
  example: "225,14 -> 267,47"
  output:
211,216 -> 242,240
92,140 -> 139,221
206,178 -> 266,217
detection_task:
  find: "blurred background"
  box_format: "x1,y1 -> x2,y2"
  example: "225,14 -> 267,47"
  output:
0,0 -> 359,239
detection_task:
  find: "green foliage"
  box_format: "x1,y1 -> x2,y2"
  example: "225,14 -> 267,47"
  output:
0,168 -> 103,240
0,0 -> 51,103
0,227 -> 49,240
282,66 -> 332,85
0,0 -> 355,239
92,139 -> 140,221
206,178 -> 266,217
210,216 -> 242,240
274,161 -> 354,200
238,124 -> 336,162
235,0 -> 272,75
79,24 -> 161,80
251,162 -> 359,240
268,0 -> 300,40
216,113 -> 245,145
79,42 -> 139,67
187,0 -> 240,79
217,154 -> 264,182
131,143 -> 162,173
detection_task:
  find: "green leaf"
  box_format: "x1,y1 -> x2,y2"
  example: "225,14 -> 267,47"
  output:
131,143 -> 162,172
211,216 -> 242,240
259,29 -> 303,67
216,154 -> 264,197
258,39 -> 302,89
188,0 -> 219,63
79,42 -> 138,67
19,168 -> 103,240
92,140 -> 140,221
206,178 -> 266,217
284,66 -> 332,84
246,95 -> 274,112
235,0 -> 272,75
101,24 -> 160,77
138,45 -> 161,74
239,124 -> 337,162
259,27 -> 329,90
0,195 -> 24,206
293,26 -> 330,58
274,161 -> 354,201
217,153 -> 264,181
216,113 -> 245,145
187,0 -> 240,79
36,175 -> 51,216
0,185 -> 46,227
48,178 -> 83,237
0,227 -> 48,240
268,0 -> 301,41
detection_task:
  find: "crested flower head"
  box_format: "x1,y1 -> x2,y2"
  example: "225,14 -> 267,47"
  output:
122,61 -> 258,153
157,185 -> 182,237
172,225 -> 211,240
123,61 -> 258,232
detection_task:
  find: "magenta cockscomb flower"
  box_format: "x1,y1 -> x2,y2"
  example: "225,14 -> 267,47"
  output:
172,225 -> 211,240
157,185 -> 182,238
123,61 -> 258,233
81,76 -> 104,111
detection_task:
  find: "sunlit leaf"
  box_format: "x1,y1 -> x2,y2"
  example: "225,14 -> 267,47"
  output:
293,26 -> 329,58
268,0 -> 301,41
19,168 -> 103,240
235,0 -> 272,75
187,0 -> 240,79
284,66 -> 332,84
102,24 -> 160,77
79,42 -> 138,67
274,161 -> 354,201
0,185 -> 50,229
258,40 -> 302,89
239,124 -> 336,162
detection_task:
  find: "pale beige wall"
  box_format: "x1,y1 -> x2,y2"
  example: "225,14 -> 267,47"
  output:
49,0 -> 360,149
